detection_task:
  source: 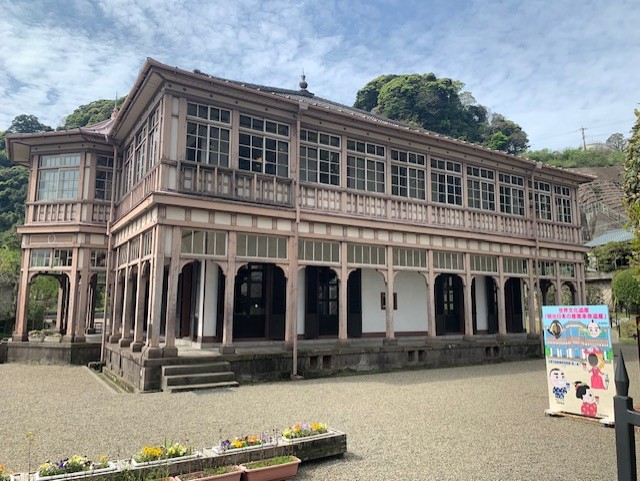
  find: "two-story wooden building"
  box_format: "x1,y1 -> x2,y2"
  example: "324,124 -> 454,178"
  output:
6,58 -> 591,390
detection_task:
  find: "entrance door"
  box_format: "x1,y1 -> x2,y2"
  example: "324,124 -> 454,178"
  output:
435,274 -> 464,335
233,263 -> 286,340
505,278 -> 523,333
305,267 -> 339,338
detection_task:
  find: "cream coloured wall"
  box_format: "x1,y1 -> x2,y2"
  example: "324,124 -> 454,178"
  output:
362,269 -> 386,334
394,272 -> 428,333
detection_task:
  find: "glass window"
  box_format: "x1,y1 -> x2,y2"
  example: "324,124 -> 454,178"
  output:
238,114 -> 289,177
431,158 -> 462,206
499,173 -> 525,216
37,154 -> 80,201
467,166 -> 495,210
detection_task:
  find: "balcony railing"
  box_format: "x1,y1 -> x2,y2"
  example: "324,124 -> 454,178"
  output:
115,163 -> 161,220
27,200 -> 111,225
299,183 -> 582,244
177,161 -> 293,207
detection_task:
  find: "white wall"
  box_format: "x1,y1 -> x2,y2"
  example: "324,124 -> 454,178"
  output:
475,275 -> 488,331
202,260 -> 218,338
297,268 -> 306,335
394,272 -> 428,333
362,269 -> 386,334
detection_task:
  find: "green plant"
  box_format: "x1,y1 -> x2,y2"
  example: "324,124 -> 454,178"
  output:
0,464 -> 13,481
133,441 -> 192,463
38,455 -> 90,477
282,422 -> 328,439
242,456 -> 297,470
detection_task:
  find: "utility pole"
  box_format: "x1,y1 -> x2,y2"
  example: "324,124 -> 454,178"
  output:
581,126 -> 587,150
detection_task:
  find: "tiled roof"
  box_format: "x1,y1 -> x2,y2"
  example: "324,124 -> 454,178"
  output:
584,228 -> 635,247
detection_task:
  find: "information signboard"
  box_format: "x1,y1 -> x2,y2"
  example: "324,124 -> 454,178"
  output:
542,305 -> 614,422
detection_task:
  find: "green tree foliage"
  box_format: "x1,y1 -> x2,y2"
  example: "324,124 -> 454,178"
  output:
28,275 -> 59,329
606,133 -> 628,152
590,241 -> 633,272
353,73 -> 528,154
586,284 -> 605,306
6,114 -> 53,134
612,268 -> 640,313
623,109 -> 640,263
0,165 -> 28,232
59,97 -> 126,130
525,147 -> 625,168
0,130 -> 7,167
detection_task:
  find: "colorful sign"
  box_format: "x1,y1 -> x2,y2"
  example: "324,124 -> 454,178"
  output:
542,305 -> 614,421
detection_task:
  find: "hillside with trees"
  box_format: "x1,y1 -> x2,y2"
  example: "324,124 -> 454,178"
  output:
353,73 -> 529,154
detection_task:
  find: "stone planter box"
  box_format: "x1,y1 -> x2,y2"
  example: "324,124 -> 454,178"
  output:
35,462 -> 117,481
131,454 -> 200,468
279,428 -> 341,445
207,441 -> 277,456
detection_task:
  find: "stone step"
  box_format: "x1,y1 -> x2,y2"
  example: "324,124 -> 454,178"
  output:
164,371 -> 237,387
162,362 -> 232,376
165,380 -> 239,393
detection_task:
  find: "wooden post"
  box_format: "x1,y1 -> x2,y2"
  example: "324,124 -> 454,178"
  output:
131,261 -> 148,352
384,246 -> 395,344
164,226 -> 181,353
13,249 -> 31,341
339,242 -> 348,342
221,231 -> 236,353
109,269 -> 123,343
144,225 -> 165,357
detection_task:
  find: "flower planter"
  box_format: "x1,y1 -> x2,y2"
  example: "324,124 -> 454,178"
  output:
279,428 -> 340,445
131,453 -> 200,468
43,335 -> 62,343
28,335 -> 44,342
239,457 -> 300,481
175,467 -> 242,481
35,462 -> 117,481
210,441 -> 276,456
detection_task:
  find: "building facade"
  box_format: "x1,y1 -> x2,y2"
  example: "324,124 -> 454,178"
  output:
7,59 -> 591,371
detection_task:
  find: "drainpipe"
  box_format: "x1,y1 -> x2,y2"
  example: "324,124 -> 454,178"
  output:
101,144 -> 119,363
532,162 -> 543,353
291,104 -> 306,378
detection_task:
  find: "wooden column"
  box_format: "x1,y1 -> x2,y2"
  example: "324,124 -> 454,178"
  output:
555,261 -> 562,305
497,278 -> 507,335
528,259 -> 536,334
131,261 -> 148,352
221,231 -> 236,353
109,269 -> 123,342
339,242 -> 348,341
164,226 -> 181,352
384,245 -> 395,344
144,225 -> 165,357
55,283 -> 65,331
285,234 -> 299,345
427,251 -> 436,338
13,249 -> 31,341
119,267 -> 134,347
63,248 -> 79,342
74,251 -> 90,342
464,253 -> 473,337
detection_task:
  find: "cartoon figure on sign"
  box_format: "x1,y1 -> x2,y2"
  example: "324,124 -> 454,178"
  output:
549,368 -> 570,403
586,321 -> 602,338
575,381 -> 598,418
583,347 -> 606,390
547,320 -> 563,339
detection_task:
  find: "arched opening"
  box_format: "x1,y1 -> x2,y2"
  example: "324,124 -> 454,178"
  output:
177,260 -> 200,340
28,273 -> 66,334
304,266 -> 339,338
472,276 -> 498,334
233,263 -> 286,340
561,282 -> 576,305
505,278 -> 524,333
540,279 -> 556,306
435,274 -> 464,335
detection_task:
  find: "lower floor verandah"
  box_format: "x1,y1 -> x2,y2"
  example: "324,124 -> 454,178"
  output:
106,256 -> 579,355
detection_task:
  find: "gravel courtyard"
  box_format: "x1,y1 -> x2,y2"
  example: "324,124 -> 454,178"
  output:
2,346 -> 640,481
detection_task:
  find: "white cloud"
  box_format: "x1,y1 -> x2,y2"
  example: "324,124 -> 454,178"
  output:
1,0 -> 638,150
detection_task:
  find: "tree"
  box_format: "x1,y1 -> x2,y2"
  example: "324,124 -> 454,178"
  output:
586,284 -> 605,306
0,165 -> 29,232
590,241 -> 634,272
623,109 -> 640,264
353,73 -> 525,151
612,268 -> 640,313
59,97 -> 126,130
484,113 -> 529,155
6,114 -> 52,134
606,133 -> 628,152
526,146 -> 625,168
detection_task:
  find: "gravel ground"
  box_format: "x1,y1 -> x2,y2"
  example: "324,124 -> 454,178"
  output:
2,346 -> 640,481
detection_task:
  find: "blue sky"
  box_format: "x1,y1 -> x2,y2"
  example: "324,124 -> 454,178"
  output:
0,0 -> 638,151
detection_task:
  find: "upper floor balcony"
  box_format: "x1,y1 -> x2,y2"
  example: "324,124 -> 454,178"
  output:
112,160 -> 583,246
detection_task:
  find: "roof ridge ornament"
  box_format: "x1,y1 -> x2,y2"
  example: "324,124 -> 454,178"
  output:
299,71 -> 308,91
